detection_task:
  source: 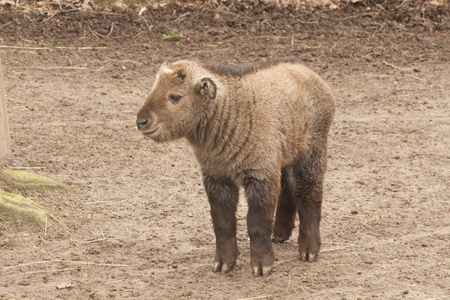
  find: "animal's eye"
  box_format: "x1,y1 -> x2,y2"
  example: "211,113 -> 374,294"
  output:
169,95 -> 182,103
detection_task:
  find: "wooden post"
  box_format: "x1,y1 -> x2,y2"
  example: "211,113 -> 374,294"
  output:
0,55 -> 10,159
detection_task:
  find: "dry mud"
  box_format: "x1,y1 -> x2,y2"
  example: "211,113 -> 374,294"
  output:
0,1 -> 449,299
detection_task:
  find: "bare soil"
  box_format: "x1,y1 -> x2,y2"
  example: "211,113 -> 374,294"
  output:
0,1 -> 449,299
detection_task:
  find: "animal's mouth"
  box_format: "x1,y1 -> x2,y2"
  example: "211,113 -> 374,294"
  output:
142,126 -> 160,137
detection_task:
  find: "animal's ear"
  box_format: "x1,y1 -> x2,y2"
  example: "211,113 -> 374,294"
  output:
197,77 -> 217,100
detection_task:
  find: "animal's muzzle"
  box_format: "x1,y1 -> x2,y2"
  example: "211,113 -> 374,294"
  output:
136,119 -> 148,130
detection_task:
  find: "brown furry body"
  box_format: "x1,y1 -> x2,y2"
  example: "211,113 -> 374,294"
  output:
136,58 -> 335,276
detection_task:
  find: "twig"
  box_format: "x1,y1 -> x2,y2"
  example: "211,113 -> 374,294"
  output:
382,60 -> 411,72
311,287 -> 364,297
107,22 -> 114,37
140,14 -> 152,31
274,257 -> 299,266
0,223 -> 10,233
3,259 -> 127,270
42,12 -> 58,23
4,260 -> 58,269
88,25 -> 102,40
396,0 -> 410,9
58,260 -> 127,267
0,45 -> 50,50
392,94 -> 410,98
275,248 -> 346,267
105,59 -> 143,65
0,45 -> 106,50
338,12 -> 375,22
25,267 -> 84,274
298,20 -> 319,24
54,46 -> 107,50
321,247 -> 346,253
260,19 -> 274,27
82,238 -> 107,244
424,296 -> 450,300
237,295 -> 273,300
31,66 -> 90,70
0,21 -> 12,29
9,166 -> 44,170
407,75 -> 426,82
105,280 -> 123,285
286,275 -> 291,293
190,48 -> 230,54
322,241 -> 356,246
175,12 -> 190,22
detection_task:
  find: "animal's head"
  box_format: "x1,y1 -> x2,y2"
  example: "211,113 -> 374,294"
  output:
136,61 -> 218,142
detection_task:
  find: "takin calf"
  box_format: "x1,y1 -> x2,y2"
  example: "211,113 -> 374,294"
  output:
136,57 -> 335,277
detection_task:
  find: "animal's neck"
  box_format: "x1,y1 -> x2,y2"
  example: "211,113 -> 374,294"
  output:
187,98 -> 226,149
187,89 -> 253,169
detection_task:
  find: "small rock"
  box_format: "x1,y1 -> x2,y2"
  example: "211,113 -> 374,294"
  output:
57,283 -> 74,289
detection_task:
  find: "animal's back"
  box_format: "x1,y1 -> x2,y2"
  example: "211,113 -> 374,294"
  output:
237,62 -> 335,168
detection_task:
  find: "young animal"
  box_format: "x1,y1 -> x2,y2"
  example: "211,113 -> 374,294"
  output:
136,57 -> 335,276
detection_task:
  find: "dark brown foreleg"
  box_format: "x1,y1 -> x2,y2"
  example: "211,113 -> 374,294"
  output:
244,176 -> 279,276
272,168 -> 297,243
203,174 -> 239,273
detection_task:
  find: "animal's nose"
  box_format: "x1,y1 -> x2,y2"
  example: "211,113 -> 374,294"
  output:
136,119 -> 148,130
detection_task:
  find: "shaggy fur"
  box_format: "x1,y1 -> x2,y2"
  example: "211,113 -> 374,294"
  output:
136,58 -> 335,276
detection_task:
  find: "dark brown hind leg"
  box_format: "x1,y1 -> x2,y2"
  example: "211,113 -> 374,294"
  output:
296,185 -> 322,262
272,168 -> 297,243
294,146 -> 327,262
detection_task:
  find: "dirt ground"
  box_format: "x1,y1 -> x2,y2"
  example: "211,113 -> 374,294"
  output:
0,1 -> 449,299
